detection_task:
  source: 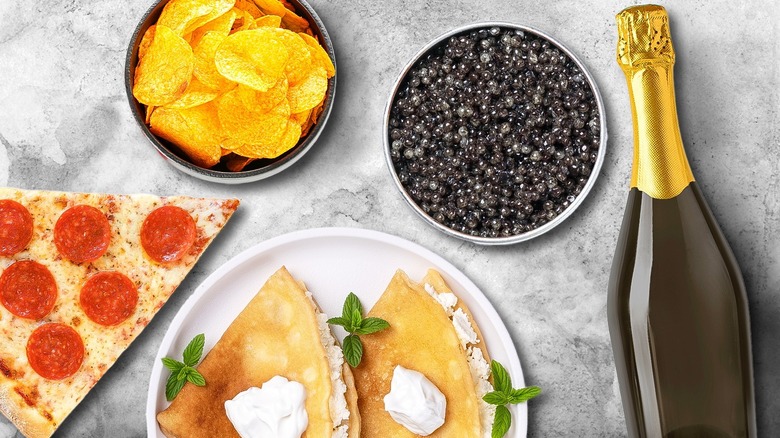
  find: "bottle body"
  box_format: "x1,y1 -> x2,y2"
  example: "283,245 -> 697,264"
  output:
608,184 -> 756,437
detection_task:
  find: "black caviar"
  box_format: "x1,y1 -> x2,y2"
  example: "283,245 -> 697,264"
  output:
389,26 -> 600,238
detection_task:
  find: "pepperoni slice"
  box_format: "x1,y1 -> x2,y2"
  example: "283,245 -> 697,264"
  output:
80,271 -> 138,326
141,206 -> 196,263
54,205 -> 111,263
0,200 -> 34,256
26,323 -> 84,380
0,261 -> 57,320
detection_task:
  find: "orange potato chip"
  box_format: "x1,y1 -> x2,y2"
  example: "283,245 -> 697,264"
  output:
255,14 -> 282,28
157,0 -> 214,36
187,0 -> 236,35
237,78 -> 288,112
164,78 -> 219,109
133,25 -> 194,106
287,65 -> 327,113
190,8 -> 237,46
234,0 -> 263,18
138,25 -> 156,60
149,101 -> 224,168
311,99 -> 325,123
224,153 -> 256,171
291,108 -> 311,125
233,120 -> 301,158
281,10 -> 310,33
193,31 -> 235,91
215,28 -> 289,91
145,105 -> 156,124
218,88 -> 290,145
232,9 -> 257,32
268,28 -> 312,85
299,32 -> 335,77
251,0 -> 287,17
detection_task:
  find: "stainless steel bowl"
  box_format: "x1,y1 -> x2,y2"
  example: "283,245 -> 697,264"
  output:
383,22 -> 607,245
125,0 -> 336,184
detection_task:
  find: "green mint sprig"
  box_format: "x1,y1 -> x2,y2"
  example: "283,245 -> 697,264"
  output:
327,293 -> 389,367
483,360 -> 541,438
162,333 -> 207,401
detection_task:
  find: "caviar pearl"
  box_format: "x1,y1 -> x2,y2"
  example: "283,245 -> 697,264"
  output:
390,27 -> 600,238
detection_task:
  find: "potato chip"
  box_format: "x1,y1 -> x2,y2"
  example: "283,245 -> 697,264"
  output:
133,25 -> 194,106
215,28 -> 289,91
281,10 -> 309,33
190,8 -> 237,47
187,0 -> 236,35
138,25 -> 156,60
255,15 -> 282,28
238,78 -> 287,112
287,65 -> 327,113
149,101 -> 223,168
233,120 -> 301,158
234,0 -> 263,18
251,0 -> 287,17
224,153 -> 256,171
268,29 -> 312,85
164,78 -> 219,109
145,106 -> 156,124
299,32 -> 335,77
157,0 -> 215,36
193,31 -> 235,91
291,108 -> 311,125
218,88 -> 290,146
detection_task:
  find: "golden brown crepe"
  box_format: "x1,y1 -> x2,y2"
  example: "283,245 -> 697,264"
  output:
157,266 -> 359,437
354,269 -> 492,437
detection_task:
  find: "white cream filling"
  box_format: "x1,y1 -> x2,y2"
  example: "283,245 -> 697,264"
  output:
424,283 -> 495,438
305,291 -> 350,437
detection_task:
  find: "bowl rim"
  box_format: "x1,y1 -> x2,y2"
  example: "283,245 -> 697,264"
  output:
124,0 -> 337,184
383,21 -> 608,245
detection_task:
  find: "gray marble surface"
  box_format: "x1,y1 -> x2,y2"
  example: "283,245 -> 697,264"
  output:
0,0 -> 778,436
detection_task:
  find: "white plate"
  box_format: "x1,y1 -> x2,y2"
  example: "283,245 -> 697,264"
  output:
146,227 -> 527,437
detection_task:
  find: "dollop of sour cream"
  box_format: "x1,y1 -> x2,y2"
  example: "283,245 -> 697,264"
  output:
224,376 -> 308,438
383,365 -> 446,435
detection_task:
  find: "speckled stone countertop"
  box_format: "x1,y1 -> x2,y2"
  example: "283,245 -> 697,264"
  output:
0,0 -> 778,436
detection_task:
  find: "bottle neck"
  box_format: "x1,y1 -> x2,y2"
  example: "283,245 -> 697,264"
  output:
624,63 -> 694,199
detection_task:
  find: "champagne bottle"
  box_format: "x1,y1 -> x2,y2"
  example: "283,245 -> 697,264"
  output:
607,5 -> 756,438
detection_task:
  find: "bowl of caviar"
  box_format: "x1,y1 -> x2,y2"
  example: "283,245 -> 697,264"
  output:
385,23 -> 607,244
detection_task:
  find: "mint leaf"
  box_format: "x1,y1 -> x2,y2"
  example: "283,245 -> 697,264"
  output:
165,374 -> 186,401
491,360 -> 512,393
483,391 -> 510,406
355,317 -> 390,335
491,405 -> 511,438
176,366 -> 189,381
187,368 -> 206,386
327,316 -> 348,327
182,333 -> 205,367
507,386 -> 542,404
343,334 -> 363,368
161,357 -> 184,373
343,292 -> 362,320
349,308 -> 363,332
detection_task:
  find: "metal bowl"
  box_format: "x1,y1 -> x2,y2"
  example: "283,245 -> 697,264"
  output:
383,22 -> 607,245
125,0 -> 336,184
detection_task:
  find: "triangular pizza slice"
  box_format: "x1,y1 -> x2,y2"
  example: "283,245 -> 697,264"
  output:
0,187 -> 239,438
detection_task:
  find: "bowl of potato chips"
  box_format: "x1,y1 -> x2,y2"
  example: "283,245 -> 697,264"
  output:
126,0 -> 336,183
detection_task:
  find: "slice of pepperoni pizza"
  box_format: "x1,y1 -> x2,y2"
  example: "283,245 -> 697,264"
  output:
0,187 -> 239,438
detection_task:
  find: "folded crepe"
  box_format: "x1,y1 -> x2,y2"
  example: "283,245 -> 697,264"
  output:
157,266 -> 360,437
354,269 -> 495,437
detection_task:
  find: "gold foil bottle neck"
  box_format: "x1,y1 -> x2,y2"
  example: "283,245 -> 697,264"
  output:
617,5 -> 675,70
617,4 -> 694,199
